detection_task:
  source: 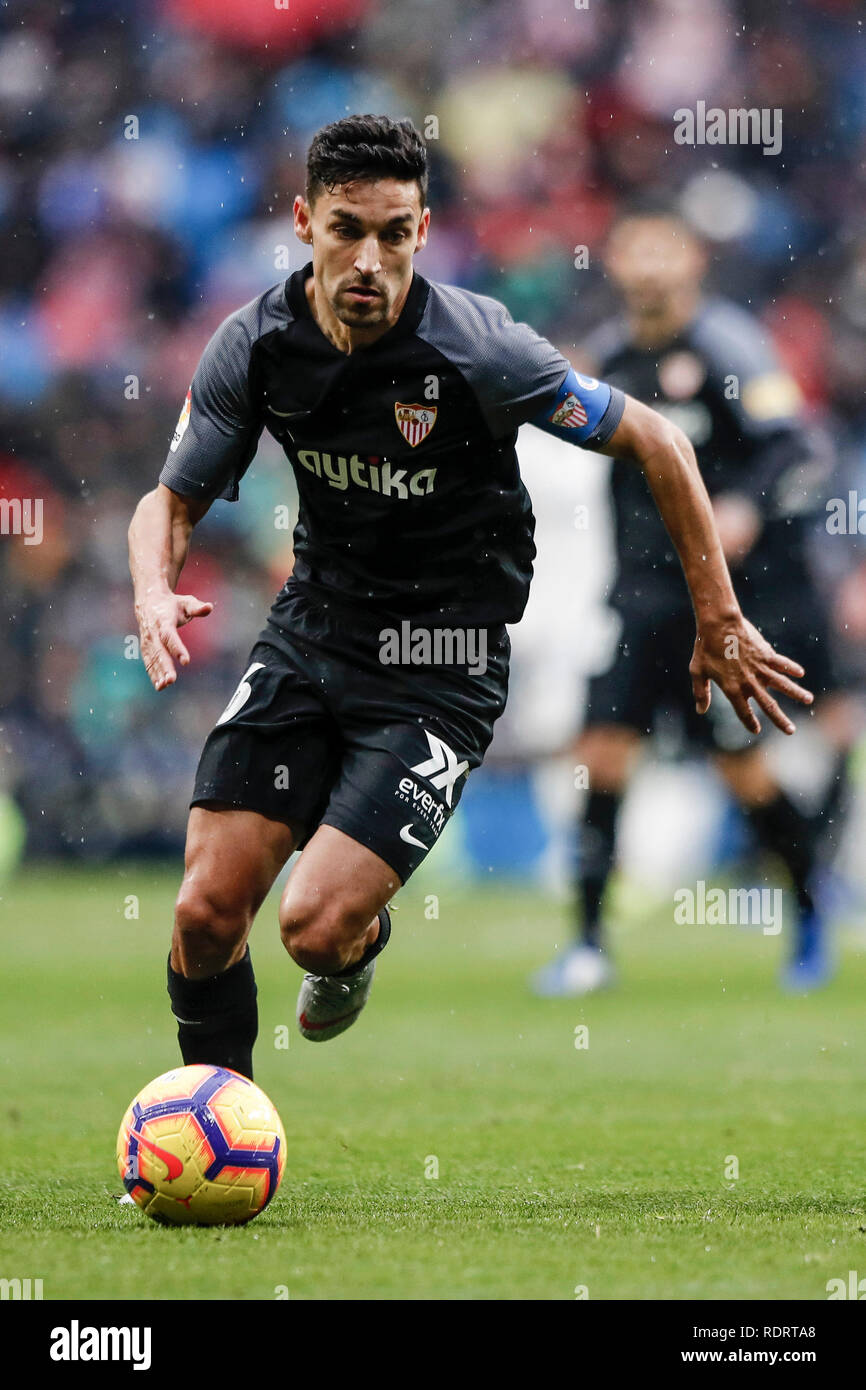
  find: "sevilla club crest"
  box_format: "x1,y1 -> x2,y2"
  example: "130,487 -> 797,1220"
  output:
549,392 -> 588,429
395,402 -> 437,447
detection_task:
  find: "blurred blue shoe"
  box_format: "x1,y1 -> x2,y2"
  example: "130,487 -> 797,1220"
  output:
809,863 -> 861,924
779,908 -> 834,993
530,944 -> 615,998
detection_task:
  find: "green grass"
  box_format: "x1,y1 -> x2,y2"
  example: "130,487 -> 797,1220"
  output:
1,862 -> 866,1300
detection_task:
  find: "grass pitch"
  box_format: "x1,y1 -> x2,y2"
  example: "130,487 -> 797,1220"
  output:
1,862 -> 865,1300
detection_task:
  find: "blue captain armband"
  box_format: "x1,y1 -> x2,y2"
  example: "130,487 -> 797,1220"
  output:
531,367 -> 625,449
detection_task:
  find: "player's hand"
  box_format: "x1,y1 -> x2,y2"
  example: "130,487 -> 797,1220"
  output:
689,614 -> 813,736
712,493 -> 763,565
136,591 -> 214,692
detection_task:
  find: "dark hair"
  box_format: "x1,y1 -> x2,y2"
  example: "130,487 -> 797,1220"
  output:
613,191 -> 701,238
305,114 -> 428,209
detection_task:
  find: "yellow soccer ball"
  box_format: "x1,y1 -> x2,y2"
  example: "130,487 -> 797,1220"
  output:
116,1065 -> 286,1226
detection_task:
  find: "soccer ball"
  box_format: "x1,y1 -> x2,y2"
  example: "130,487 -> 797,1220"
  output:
116,1064 -> 286,1226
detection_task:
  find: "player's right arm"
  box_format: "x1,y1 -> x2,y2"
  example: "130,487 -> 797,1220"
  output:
129,484 -> 214,692
129,298 -> 266,691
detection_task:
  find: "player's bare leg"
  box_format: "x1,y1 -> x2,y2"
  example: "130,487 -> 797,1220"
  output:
532,724 -> 643,997
168,806 -> 301,1076
279,825 -> 399,1041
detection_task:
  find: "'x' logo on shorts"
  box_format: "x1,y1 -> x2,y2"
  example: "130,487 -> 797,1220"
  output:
410,731 -> 469,807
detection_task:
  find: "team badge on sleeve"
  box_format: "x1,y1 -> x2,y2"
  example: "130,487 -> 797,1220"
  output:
170,387 -> 192,453
395,403 -> 437,447
533,365 -> 617,445
549,392 -> 588,429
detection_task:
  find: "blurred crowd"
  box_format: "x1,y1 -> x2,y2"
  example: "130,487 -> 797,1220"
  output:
1,0 -> 865,861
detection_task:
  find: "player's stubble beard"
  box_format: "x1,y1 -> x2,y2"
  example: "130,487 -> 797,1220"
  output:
334,287 -> 392,327
325,250 -> 416,333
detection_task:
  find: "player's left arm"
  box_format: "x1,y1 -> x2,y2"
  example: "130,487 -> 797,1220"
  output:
697,311 -> 832,564
603,393 -> 813,736
477,311 -> 811,735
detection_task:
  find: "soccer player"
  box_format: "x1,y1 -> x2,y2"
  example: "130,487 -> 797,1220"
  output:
531,202 -> 845,999
129,118 -> 812,1080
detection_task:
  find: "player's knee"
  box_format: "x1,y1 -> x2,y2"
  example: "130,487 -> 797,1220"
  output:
174,882 -> 251,968
579,725 -> 640,791
279,893 -> 370,974
714,749 -> 775,806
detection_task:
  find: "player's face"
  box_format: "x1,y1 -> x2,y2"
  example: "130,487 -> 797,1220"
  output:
605,217 -> 705,315
294,179 -> 429,330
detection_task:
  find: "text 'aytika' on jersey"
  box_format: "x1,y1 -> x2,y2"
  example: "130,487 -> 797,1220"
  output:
160,263 -> 625,627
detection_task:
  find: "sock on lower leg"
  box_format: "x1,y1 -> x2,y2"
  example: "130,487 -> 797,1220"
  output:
817,749 -> 851,862
166,946 -> 258,1080
332,906 -> 392,978
577,791 -> 621,949
745,792 -> 818,915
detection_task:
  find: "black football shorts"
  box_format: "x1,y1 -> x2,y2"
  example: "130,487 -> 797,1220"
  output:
585,584 -> 837,754
191,581 -> 510,882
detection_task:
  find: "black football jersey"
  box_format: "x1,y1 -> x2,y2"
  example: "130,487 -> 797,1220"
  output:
587,298 -> 824,605
160,263 -> 624,627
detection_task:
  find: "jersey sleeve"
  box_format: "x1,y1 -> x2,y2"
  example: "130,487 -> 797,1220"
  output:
469,310 -> 577,437
696,306 -> 801,440
417,284 -> 606,439
691,302 -> 814,514
158,307 -> 264,503
530,366 -> 626,450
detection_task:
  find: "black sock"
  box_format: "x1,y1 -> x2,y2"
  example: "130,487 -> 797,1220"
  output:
745,792 -> 818,915
577,791 -> 621,950
817,749 -> 851,863
166,947 -> 258,1080
333,906 -> 392,978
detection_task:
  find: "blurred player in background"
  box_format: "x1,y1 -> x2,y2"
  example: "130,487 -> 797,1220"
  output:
532,203 -> 852,999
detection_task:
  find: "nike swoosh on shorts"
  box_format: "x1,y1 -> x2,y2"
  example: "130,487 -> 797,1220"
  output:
399,824 -> 427,849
